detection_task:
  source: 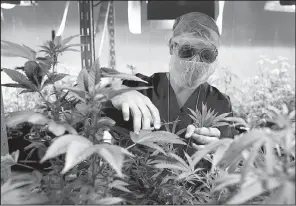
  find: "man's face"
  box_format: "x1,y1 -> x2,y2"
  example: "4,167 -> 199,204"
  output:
168,32 -> 219,88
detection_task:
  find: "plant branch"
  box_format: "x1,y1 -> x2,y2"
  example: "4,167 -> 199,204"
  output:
126,143 -> 136,150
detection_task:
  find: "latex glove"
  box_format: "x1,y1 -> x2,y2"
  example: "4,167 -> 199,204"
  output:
185,125 -> 221,150
111,90 -> 161,134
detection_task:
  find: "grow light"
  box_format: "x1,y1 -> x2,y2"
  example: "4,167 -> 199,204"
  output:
264,1 -> 295,12
216,1 -> 225,35
1,1 -> 37,8
128,1 -> 141,34
19,1 -> 38,6
1,3 -> 16,9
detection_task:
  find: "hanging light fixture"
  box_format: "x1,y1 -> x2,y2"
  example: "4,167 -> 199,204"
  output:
128,1 -> 141,34
1,1 -> 37,9
216,1 -> 225,35
1,3 -> 16,9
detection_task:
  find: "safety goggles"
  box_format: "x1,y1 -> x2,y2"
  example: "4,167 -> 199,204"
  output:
175,44 -> 218,63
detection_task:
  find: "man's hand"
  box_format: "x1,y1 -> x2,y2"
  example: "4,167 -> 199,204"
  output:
185,125 -> 220,150
111,90 -> 161,134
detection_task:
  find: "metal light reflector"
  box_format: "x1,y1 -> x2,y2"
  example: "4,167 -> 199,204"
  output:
216,1 -> 225,35
128,1 -> 141,34
264,1 -> 295,12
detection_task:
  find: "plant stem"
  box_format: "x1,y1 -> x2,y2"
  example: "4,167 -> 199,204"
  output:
185,138 -> 192,154
15,163 -> 45,173
90,109 -> 100,186
91,155 -> 97,187
126,143 -> 136,150
37,91 -> 51,110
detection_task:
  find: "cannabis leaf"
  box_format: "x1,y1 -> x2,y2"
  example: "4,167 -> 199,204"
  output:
2,68 -> 37,91
109,180 -> 131,193
188,103 -> 230,128
5,111 -> 49,127
41,134 -> 133,177
1,40 -> 37,60
130,130 -> 186,155
92,197 -> 125,205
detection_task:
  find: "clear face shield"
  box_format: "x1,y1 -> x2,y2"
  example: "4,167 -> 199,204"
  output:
168,15 -> 220,89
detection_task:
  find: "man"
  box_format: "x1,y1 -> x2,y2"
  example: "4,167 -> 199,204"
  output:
107,12 -> 235,153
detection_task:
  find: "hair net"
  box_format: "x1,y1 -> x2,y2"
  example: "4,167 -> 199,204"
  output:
171,12 -> 220,46
168,12 -> 220,89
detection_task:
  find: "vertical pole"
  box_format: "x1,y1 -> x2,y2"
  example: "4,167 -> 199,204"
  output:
79,0 -> 95,71
1,88 -> 10,182
108,1 -> 116,70
51,30 -> 58,72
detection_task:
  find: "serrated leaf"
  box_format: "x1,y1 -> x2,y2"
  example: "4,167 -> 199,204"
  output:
188,108 -> 199,119
217,130 -> 266,169
36,57 -> 52,70
81,68 -> 89,92
56,86 -> 86,101
70,144 -> 133,177
94,145 -> 133,177
211,143 -> 230,171
169,152 -> 190,170
109,180 -> 131,193
47,121 -> 67,136
1,150 -> 20,167
213,173 -> 241,192
61,141 -> 93,174
1,83 -> 28,88
111,185 -> 131,193
5,111 -> 48,127
176,172 -> 191,180
176,127 -> 187,136
77,68 -> 95,91
192,138 -> 233,167
40,134 -> 93,163
1,40 -> 36,60
132,131 -> 186,145
213,112 -> 230,122
1,178 -> 48,204
240,140 -> 264,186
61,34 -> 80,47
109,180 -> 129,187
93,58 -> 101,85
39,45 -> 50,51
97,117 -> 116,128
143,142 -> 166,155
27,113 -> 49,125
43,73 -> 68,87
183,152 -> 194,171
226,178 -> 281,204
93,197 -> 124,205
19,89 -> 35,94
154,163 -> 188,172
2,68 -> 36,91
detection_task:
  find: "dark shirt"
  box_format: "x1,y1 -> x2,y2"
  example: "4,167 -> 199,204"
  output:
105,72 -> 235,156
